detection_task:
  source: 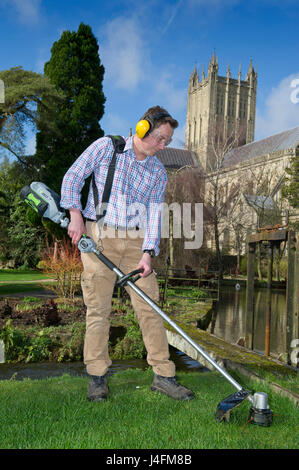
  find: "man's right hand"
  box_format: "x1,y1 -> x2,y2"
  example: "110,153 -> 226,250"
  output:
68,208 -> 86,245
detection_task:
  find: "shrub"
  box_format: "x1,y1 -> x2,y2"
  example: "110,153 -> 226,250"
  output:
41,237 -> 83,299
112,311 -> 146,360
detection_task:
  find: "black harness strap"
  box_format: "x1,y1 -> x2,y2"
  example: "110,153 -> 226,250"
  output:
92,135 -> 126,222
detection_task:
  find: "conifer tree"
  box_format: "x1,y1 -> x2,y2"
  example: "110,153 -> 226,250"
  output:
282,151 -> 299,209
36,23 -> 106,192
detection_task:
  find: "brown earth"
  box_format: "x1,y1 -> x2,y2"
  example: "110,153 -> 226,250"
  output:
0,298 -> 86,328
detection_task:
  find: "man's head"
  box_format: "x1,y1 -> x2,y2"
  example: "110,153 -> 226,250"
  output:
134,106 -> 178,159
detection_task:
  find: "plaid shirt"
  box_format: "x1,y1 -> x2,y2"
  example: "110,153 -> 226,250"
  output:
60,135 -> 167,255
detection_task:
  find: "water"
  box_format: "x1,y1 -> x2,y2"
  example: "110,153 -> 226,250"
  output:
208,285 -> 286,357
0,346 -> 206,381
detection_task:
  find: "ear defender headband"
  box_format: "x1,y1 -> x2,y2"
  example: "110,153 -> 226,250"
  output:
135,111 -> 171,139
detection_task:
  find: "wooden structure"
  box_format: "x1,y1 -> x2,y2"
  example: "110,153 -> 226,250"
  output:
245,229 -> 298,364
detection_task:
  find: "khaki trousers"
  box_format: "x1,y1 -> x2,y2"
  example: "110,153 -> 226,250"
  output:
81,221 -> 175,377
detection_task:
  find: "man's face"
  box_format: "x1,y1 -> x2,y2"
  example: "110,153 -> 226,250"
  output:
142,122 -> 174,156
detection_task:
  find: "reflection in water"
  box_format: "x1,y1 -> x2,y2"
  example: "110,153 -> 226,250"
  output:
209,286 -> 286,357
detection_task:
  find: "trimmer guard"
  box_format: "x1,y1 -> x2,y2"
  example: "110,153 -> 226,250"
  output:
215,388 -> 252,422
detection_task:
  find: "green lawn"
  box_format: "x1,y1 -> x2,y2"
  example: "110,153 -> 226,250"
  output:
0,269 -> 54,295
0,269 -> 51,282
0,369 -> 298,449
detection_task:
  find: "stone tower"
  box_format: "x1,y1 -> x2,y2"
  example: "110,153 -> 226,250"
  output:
185,51 -> 257,171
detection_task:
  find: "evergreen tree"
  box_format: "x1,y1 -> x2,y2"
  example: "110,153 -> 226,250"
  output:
282,150 -> 299,209
0,158 -> 45,268
36,23 -> 106,193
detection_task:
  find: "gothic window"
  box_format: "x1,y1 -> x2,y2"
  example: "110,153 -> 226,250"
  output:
199,117 -> 202,143
243,100 -> 247,118
232,98 -> 236,117
217,92 -> 224,115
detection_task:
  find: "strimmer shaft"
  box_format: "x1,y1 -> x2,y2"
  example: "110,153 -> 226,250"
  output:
90,246 -> 244,393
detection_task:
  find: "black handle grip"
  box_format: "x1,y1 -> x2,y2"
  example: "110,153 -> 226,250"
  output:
116,269 -> 143,287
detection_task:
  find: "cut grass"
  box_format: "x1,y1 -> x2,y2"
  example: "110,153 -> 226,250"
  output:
0,270 -> 54,296
0,369 -> 298,449
0,269 -> 51,282
0,283 -> 48,296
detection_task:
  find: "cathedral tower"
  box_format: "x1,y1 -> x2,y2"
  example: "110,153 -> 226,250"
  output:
185,52 -> 257,171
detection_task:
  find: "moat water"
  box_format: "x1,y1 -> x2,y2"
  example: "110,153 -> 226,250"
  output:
210,285 -> 287,357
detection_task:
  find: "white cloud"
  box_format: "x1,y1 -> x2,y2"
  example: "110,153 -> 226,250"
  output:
101,112 -> 132,137
255,73 -> 299,140
98,17 -> 150,92
172,126 -> 186,149
1,0 -> 42,25
161,0 -> 184,36
98,14 -> 188,141
152,71 -> 187,114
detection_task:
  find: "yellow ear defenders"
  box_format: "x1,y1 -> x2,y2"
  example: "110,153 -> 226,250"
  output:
135,112 -> 171,139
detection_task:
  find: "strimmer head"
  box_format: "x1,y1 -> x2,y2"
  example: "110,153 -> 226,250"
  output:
215,388 -> 252,422
248,392 -> 273,427
215,389 -> 273,427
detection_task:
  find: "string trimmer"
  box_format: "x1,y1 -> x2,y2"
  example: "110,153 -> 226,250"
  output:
20,181 -> 273,426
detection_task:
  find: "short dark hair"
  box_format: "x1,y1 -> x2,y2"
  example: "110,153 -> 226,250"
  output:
140,105 -> 178,132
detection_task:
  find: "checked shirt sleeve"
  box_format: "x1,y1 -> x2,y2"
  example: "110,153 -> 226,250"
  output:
60,137 -> 109,211
142,169 -> 167,256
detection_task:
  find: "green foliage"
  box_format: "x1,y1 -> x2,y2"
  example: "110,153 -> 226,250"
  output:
0,158 -> 47,268
0,66 -> 62,163
0,320 -> 31,361
56,322 -> 86,362
35,22 -> 106,193
7,194 -> 45,268
112,311 -> 146,360
282,151 -> 299,209
0,320 -> 85,363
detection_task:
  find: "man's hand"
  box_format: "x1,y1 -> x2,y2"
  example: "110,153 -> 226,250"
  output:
68,208 -> 86,245
137,252 -> 152,278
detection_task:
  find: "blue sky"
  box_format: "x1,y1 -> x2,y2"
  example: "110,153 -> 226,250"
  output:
1,0 -> 299,157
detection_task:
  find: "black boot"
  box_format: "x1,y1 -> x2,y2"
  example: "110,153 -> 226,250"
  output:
87,374 -> 109,401
151,374 -> 194,401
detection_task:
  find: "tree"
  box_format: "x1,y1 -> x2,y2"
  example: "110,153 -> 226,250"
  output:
242,167 -> 284,280
0,66 -> 62,165
35,23 -> 106,193
0,157 -> 45,268
282,148 -> 299,211
162,166 -> 207,270
203,120 -> 247,281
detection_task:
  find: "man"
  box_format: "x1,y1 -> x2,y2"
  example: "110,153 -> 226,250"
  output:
60,106 -> 194,402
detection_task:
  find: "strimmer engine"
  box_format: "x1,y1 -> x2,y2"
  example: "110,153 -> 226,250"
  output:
249,392 -> 273,427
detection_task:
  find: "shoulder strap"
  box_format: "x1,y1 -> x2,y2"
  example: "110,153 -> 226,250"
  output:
92,135 -> 126,222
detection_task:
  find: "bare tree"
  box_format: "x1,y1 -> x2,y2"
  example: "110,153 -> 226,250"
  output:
242,166 -> 285,280
203,119 -> 247,281
162,166 -> 206,270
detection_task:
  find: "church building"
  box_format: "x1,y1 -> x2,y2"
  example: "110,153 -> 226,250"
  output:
157,52 -> 298,256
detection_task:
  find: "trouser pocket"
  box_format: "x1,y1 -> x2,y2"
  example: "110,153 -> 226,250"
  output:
81,272 -> 115,308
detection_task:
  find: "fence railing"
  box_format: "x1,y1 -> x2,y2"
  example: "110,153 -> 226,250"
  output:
58,265 -> 220,305
154,264 -> 219,308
